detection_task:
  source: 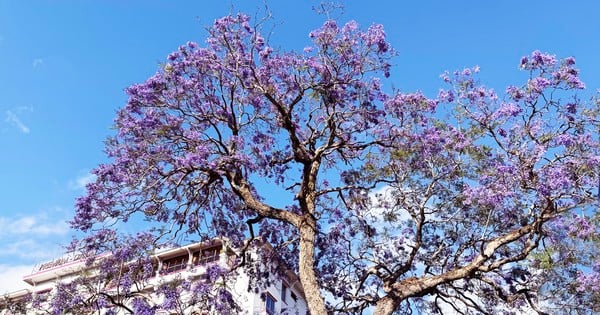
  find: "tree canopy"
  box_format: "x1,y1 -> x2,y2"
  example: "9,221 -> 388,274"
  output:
14,13 -> 599,315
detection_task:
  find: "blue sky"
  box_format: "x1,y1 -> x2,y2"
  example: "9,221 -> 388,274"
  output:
1,0 -> 599,293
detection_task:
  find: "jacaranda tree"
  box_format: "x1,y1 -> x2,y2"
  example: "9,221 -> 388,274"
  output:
22,13 -> 599,314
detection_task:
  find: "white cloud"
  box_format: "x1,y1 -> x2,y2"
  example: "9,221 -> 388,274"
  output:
0,264 -> 35,294
0,211 -> 71,265
32,58 -> 43,68
0,239 -> 64,261
15,105 -> 33,112
4,110 -> 30,134
0,215 -> 69,236
0,235 -> 69,272
363,185 -> 413,226
68,172 -> 96,191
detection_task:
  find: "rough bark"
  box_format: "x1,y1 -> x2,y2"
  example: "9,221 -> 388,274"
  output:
373,295 -> 400,315
299,222 -> 328,315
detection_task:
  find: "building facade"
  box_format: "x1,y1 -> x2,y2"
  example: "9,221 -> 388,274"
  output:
1,239 -> 308,315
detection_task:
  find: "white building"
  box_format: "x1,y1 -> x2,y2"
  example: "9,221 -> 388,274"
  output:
1,239 -> 308,315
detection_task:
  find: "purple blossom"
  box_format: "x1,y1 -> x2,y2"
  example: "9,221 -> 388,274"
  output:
364,23 -> 389,53
569,215 -> 596,239
520,56 -> 528,68
528,77 -> 551,93
576,266 -> 600,292
132,298 -> 156,315
498,128 -> 507,137
529,50 -> 556,68
506,86 -> 525,101
493,102 -> 522,118
437,89 -> 455,102
59,11 -> 600,315
554,134 -> 573,146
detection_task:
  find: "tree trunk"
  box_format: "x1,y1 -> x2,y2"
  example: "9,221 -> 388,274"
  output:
298,223 -> 328,315
373,295 -> 400,315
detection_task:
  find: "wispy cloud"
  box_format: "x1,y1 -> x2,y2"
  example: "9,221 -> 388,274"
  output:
4,110 -> 30,134
0,215 -> 69,237
0,210 -> 71,268
32,58 -> 43,68
0,209 -> 74,293
15,105 -> 34,112
364,185 -> 413,223
68,172 -> 96,191
0,239 -> 65,261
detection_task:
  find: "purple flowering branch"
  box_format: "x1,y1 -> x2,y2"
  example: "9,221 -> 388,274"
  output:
23,12 -> 596,315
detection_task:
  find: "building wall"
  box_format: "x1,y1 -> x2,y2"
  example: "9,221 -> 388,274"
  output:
1,240 -> 308,315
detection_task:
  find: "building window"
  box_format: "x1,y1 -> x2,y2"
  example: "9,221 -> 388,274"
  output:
195,246 -> 221,265
162,254 -> 188,274
281,283 -> 287,303
265,293 -> 276,315
290,291 -> 297,302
